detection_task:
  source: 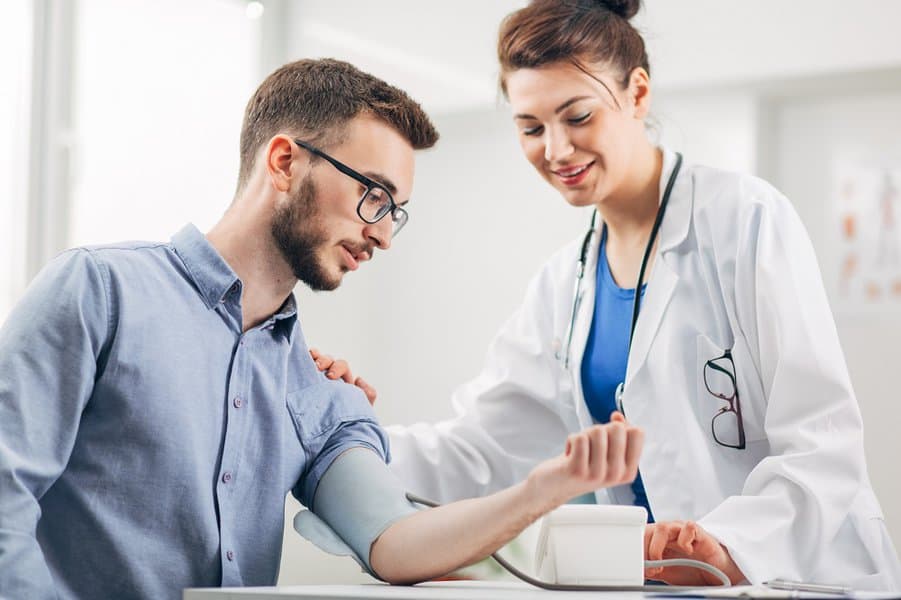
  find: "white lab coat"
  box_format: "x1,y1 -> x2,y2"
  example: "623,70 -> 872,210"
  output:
387,150 -> 901,591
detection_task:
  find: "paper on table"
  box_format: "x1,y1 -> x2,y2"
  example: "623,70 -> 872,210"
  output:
650,584 -> 901,599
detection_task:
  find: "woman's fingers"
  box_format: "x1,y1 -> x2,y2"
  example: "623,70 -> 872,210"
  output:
354,377 -> 377,405
644,525 -> 663,577
309,348 -> 332,370
648,522 -> 680,562
310,350 -> 373,390
309,349 -> 340,375
644,522 -> 684,576
677,520 -> 698,553
323,359 -> 353,382
644,521 -> 739,585
308,349 -> 353,383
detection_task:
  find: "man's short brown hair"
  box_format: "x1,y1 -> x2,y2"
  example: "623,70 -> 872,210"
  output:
237,58 -> 439,191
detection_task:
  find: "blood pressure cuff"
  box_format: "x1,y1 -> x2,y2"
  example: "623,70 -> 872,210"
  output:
293,447 -> 419,578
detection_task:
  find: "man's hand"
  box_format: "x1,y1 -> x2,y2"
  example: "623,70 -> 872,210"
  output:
309,348 -> 377,405
526,413 -> 644,512
644,520 -> 746,585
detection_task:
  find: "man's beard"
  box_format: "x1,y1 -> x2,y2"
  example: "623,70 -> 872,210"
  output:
270,174 -> 339,291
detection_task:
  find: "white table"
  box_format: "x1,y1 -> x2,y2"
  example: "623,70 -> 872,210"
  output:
183,580 -> 651,599
184,580 -> 899,599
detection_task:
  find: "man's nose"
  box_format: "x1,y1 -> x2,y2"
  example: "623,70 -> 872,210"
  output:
363,217 -> 392,251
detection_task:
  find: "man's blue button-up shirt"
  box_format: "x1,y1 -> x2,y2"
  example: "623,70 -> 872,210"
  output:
0,224 -> 388,599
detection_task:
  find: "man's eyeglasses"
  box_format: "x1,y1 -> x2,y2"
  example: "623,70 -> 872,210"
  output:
293,139 -> 408,236
704,349 -> 746,450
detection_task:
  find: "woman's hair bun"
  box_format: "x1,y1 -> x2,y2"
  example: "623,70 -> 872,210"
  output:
592,0 -> 641,20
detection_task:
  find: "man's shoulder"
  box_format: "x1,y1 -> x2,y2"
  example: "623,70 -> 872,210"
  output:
41,240 -> 190,305
68,239 -> 183,279
78,239 -> 173,264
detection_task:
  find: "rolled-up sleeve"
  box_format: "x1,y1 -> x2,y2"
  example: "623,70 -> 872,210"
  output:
0,250 -> 109,599
295,448 -> 419,576
289,381 -> 389,509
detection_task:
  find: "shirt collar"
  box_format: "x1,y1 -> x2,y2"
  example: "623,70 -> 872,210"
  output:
171,224 -> 241,309
171,224 -> 299,341
270,294 -> 299,343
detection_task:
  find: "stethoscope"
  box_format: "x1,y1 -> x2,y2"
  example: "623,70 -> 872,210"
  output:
556,153 -> 683,413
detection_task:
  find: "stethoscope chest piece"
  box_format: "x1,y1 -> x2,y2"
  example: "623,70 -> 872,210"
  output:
614,382 -> 625,413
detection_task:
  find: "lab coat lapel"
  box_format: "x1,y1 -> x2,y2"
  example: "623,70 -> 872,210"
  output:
624,151 -> 693,389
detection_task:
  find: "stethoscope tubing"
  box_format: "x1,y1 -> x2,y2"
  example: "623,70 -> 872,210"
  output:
560,153 -> 684,409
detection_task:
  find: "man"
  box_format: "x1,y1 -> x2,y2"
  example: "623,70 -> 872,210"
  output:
0,58 -> 644,599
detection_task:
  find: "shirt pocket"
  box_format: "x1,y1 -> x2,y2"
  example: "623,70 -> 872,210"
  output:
696,334 -> 767,445
285,381 -> 378,457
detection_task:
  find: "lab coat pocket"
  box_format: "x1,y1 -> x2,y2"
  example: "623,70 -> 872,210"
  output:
286,381 -> 378,456
696,334 -> 767,446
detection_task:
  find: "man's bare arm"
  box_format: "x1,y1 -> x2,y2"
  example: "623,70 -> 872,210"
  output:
370,417 -> 642,584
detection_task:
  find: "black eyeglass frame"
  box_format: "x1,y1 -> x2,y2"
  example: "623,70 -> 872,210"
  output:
703,349 -> 747,450
293,139 -> 408,235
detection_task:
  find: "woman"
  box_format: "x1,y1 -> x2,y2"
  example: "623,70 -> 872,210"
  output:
316,0 -> 900,590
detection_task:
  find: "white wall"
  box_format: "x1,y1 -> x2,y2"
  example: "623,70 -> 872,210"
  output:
640,0 -> 901,90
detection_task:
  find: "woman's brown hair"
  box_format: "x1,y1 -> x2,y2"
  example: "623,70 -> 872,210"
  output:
497,0 -> 648,95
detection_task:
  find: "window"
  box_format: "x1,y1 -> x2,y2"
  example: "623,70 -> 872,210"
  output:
70,0 -> 261,246
0,1 -> 33,321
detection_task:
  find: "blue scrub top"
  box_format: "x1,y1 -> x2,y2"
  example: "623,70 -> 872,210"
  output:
580,229 -> 654,522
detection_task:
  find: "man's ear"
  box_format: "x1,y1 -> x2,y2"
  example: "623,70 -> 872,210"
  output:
265,135 -> 299,193
628,67 -> 652,120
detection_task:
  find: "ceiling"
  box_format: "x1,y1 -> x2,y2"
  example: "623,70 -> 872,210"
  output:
283,0 -> 527,113
276,0 -> 901,115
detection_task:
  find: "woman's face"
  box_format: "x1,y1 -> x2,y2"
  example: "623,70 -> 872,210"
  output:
505,61 -> 649,208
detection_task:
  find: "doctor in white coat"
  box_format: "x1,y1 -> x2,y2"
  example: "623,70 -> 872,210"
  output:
315,0 -> 901,590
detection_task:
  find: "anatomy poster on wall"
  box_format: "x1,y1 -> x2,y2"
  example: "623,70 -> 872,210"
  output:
834,165 -> 901,309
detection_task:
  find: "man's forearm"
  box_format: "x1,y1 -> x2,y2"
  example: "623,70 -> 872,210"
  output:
369,478 -> 548,584
326,420 -> 642,585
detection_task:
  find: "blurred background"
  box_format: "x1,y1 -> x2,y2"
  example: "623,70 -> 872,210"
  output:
2,0 -> 901,585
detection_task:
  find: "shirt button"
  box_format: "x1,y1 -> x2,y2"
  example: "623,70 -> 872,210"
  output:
222,472 -> 232,484
233,397 -> 243,409
226,550 -> 234,561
